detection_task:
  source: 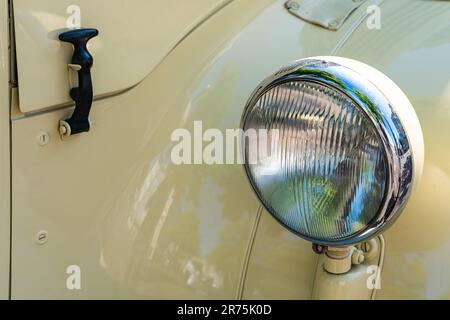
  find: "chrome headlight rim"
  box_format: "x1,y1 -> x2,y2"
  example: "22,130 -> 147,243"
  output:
241,58 -> 413,246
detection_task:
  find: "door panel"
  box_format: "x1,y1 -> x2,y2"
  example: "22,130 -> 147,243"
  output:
13,0 -> 230,113
11,0 -> 275,299
11,0 -> 384,299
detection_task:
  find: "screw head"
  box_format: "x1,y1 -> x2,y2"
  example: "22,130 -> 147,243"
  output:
59,125 -> 67,135
329,20 -> 339,28
59,121 -> 71,137
351,248 -> 365,265
285,0 -> 300,11
37,132 -> 50,146
36,230 -> 48,245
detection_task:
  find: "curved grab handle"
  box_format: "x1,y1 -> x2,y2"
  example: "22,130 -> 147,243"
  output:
59,28 -> 99,136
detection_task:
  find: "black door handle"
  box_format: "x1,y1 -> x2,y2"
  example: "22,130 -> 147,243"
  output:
59,28 -> 99,136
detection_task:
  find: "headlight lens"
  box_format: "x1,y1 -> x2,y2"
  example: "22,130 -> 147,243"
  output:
243,81 -> 387,241
241,57 -> 423,246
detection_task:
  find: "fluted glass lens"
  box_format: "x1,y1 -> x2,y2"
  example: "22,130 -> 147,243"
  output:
243,81 -> 387,241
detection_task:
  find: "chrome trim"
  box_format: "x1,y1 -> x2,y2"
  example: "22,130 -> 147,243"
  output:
240,58 -> 413,246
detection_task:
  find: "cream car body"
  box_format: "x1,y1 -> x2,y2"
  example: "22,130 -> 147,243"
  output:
0,0 -> 449,299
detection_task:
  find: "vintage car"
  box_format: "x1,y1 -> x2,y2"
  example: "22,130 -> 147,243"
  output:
0,0 -> 448,300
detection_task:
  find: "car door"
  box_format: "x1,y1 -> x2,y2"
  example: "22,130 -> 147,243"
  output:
9,0 -> 270,299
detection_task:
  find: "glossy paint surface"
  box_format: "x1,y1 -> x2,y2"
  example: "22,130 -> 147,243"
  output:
11,0 -> 275,299
7,0 -> 450,299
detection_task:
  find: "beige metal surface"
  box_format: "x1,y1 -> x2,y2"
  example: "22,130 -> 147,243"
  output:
11,0 -> 275,299
242,212 -> 317,299
0,0 -> 10,300
13,0 -> 231,113
336,0 -> 450,299
6,0 -> 450,299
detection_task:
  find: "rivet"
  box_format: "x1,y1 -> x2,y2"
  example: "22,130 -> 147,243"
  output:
285,0 -> 300,11
37,132 -> 50,146
329,20 -> 339,28
36,230 -> 48,245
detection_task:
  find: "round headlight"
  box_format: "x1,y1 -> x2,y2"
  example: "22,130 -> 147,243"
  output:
241,57 -> 423,246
